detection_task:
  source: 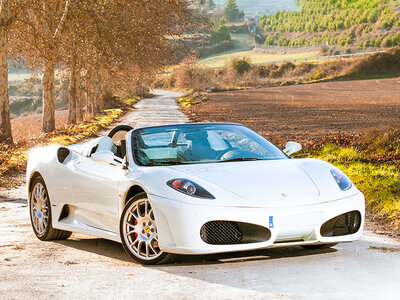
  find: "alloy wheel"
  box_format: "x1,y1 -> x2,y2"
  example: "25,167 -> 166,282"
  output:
122,198 -> 163,261
30,182 -> 49,235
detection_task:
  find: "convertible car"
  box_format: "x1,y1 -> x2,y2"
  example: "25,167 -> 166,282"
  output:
27,123 -> 364,264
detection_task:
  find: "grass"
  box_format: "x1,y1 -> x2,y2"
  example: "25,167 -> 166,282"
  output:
297,143 -> 400,230
197,50 -> 319,68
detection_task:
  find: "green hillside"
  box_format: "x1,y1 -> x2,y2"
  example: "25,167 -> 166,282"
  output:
259,0 -> 400,48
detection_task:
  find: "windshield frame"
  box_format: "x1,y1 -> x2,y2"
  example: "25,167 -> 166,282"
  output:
129,123 -> 289,167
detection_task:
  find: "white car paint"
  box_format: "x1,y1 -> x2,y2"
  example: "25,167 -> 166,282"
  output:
26,124 -> 365,255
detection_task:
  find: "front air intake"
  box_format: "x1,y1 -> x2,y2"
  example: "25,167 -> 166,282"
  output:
320,210 -> 361,237
200,221 -> 271,245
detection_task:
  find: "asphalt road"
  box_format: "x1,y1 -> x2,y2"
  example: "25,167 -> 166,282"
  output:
1,90 -> 400,300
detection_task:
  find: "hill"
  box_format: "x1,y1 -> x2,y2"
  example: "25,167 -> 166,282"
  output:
259,0 -> 400,48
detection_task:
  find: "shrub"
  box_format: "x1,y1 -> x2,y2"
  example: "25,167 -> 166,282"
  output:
292,63 -> 316,76
174,58 -> 213,90
199,40 -> 236,58
254,63 -> 278,78
271,62 -> 296,78
230,57 -> 252,75
264,35 -> 275,46
349,47 -> 400,75
309,69 -> 322,80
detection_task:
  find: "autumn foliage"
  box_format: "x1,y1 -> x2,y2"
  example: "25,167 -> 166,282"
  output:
1,0 -> 204,142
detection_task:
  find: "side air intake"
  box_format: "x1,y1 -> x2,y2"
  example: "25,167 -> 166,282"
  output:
320,211 -> 361,237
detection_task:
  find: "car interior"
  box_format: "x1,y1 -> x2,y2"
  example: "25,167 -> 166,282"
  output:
90,125 -> 133,159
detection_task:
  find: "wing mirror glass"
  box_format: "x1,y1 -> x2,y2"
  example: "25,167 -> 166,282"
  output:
91,150 -> 125,166
283,141 -> 302,156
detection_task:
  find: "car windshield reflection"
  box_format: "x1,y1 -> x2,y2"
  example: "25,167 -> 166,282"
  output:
131,123 -> 287,166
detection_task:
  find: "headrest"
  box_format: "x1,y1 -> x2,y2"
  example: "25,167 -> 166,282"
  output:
185,132 -> 208,141
96,136 -> 117,153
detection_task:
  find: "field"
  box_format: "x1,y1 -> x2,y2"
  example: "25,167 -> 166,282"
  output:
10,111 -> 68,143
197,49 -> 319,68
186,78 -> 400,144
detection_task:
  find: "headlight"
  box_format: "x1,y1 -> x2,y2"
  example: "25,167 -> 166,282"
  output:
167,179 -> 215,199
330,169 -> 352,191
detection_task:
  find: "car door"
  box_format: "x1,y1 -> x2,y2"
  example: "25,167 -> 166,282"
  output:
70,155 -> 126,233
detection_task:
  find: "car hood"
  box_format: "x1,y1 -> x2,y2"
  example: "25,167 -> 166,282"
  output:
134,158 -> 358,208
164,159 -> 327,207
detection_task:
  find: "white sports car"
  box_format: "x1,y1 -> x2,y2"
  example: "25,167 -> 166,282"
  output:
27,123 -> 364,264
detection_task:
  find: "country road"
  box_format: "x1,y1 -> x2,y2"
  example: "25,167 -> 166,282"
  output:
1,90 -> 400,299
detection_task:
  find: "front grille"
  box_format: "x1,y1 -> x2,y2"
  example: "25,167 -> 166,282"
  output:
321,211 -> 361,237
200,221 -> 243,245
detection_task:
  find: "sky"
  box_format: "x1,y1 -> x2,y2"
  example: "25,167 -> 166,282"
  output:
214,0 -> 299,17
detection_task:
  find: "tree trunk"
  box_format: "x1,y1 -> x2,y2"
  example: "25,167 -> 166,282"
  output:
0,25 -> 12,144
68,62 -> 77,124
86,70 -> 95,118
75,71 -> 83,123
93,71 -> 100,114
42,59 -> 56,133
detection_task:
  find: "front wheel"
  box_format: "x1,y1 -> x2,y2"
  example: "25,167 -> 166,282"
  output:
120,193 -> 170,264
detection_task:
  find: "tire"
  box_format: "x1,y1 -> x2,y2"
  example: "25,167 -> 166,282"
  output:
301,243 -> 338,250
29,175 -> 72,241
120,193 -> 172,264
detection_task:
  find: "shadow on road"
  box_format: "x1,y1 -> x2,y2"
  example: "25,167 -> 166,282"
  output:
54,234 -> 337,266
54,237 -> 133,263
0,197 -> 27,204
159,246 -> 337,266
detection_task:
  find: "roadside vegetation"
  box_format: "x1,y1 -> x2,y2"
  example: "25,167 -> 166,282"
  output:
297,128 -> 400,230
154,47 -> 400,91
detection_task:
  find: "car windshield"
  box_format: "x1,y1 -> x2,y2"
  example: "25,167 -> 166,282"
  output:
131,124 -> 288,166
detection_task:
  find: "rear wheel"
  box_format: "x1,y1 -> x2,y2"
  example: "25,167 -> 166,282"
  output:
120,193 -> 171,264
29,176 -> 72,241
301,243 -> 338,250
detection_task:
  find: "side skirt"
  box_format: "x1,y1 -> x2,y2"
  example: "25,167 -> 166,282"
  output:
53,221 -> 122,243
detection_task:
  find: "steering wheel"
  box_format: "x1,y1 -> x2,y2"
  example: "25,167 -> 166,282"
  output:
108,125 -> 134,139
216,147 -> 237,160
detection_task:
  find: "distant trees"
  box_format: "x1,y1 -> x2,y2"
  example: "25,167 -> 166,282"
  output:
225,0 -> 244,22
2,0 -> 202,141
210,18 -> 231,44
258,0 -> 399,48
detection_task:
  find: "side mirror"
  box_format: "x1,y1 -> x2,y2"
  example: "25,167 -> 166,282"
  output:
91,150 -> 124,166
283,141 -> 302,156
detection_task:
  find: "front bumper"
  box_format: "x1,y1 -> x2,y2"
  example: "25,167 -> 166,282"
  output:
150,193 -> 365,255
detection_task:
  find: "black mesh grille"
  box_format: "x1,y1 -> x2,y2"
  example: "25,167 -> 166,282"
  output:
200,221 -> 243,245
321,211 -> 361,237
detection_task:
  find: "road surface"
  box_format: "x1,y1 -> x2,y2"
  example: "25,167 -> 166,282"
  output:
1,90 -> 399,300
